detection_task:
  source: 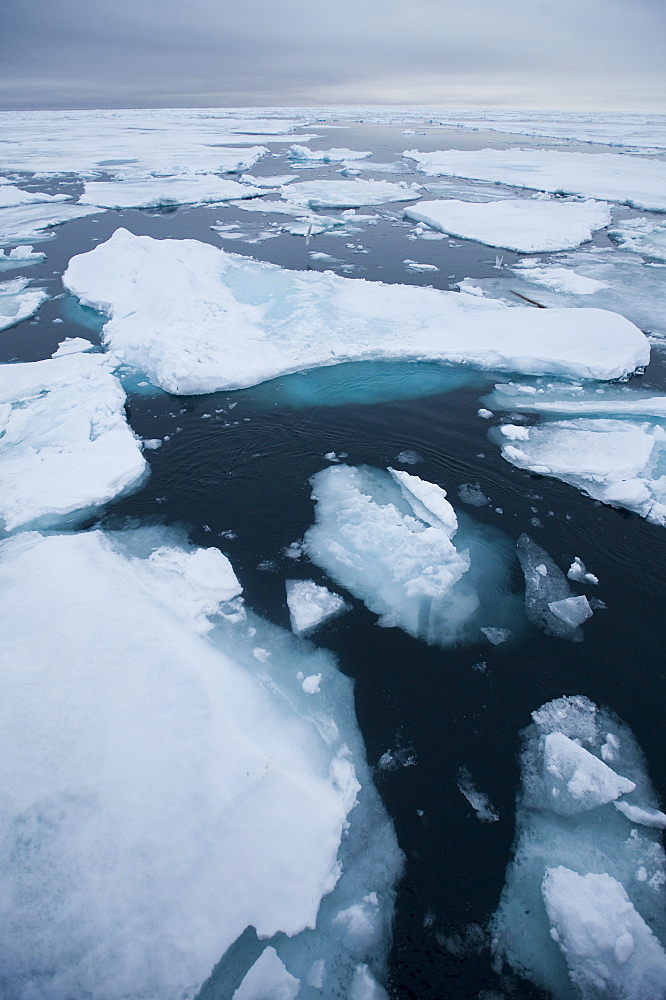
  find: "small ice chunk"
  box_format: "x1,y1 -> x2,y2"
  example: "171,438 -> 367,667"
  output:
457,767 -> 499,822
51,337 -> 94,357
232,947 -> 300,1000
142,439 -> 162,450
288,145 -> 372,163
458,483 -> 489,507
285,579 -> 349,636
614,801 -> 666,830
0,276 -> 47,331
542,732 -> 635,815
481,626 -> 511,645
477,408 -> 493,419
252,647 -> 271,662
517,534 -> 584,640
301,674 -> 322,694
548,595 -> 593,628
567,557 -> 599,586
395,449 -> 423,465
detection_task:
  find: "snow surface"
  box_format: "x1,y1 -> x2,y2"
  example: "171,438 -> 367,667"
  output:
403,148 -> 666,211
492,695 -> 666,1000
62,229 -> 650,394
0,202 -> 102,246
0,527 -> 402,1000
282,179 -> 422,209
404,198 -> 611,252
285,579 -> 349,635
80,176 -> 264,209
0,352 -> 147,532
0,276 -> 47,331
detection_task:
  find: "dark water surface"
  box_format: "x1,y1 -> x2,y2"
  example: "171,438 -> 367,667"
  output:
4,121 -> 666,999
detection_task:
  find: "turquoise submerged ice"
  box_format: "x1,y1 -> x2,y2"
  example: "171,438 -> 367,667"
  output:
492,695 -> 666,1000
0,527 -> 401,1000
304,465 -> 523,647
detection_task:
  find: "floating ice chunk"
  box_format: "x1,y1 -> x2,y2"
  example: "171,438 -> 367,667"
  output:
388,467 -> 459,531
481,626 -> 511,645
486,379 -> 666,419
80,176 -> 264,209
51,336 -> 95,357
512,264 -> 608,294
404,198 -> 611,252
615,801 -> 666,830
543,868 -> 666,1000
516,534 -> 585,640
567,557 -> 599,586
403,259 -> 439,272
0,184 -> 70,209
282,179 -> 422,209
349,963 -> 389,1000
458,483 -> 489,507
610,217 -> 666,263
0,245 -> 46,269
477,408 -> 493,419
232,947 -> 300,1000
457,767 -> 499,822
543,732 -> 635,815
548,595 -> 593,628
63,229 -> 650,394
0,527 -> 402,1000
288,145 -> 372,162
0,202 -> 102,246
285,579 -> 350,635
0,352 -> 147,532
240,173 -> 297,187
395,449 -> 423,465
402,147 -> 666,211
0,276 -> 47,330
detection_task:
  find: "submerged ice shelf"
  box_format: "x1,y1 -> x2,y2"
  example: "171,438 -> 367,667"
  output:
0,527 -> 402,1000
63,228 -> 650,394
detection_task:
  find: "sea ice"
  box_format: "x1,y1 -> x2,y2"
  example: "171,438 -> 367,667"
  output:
516,534 -> 589,640
404,198 -> 611,252
610,216 -> 666,263
0,184 -> 70,209
63,229 -> 650,394
288,145 -> 372,162
457,767 -> 499,822
0,276 -> 47,331
492,695 -> 666,1000
79,176 -> 264,209
402,148 -> 666,211
548,595 -> 593,628
0,202 -> 102,246
304,464 -> 522,647
567,557 -> 599,586
282,179 -> 422,209
0,527 -> 402,1000
285,579 -> 349,635
0,244 -> 46,269
0,351 -> 147,532
51,336 -> 95,357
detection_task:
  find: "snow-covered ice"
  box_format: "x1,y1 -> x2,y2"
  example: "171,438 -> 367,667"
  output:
516,534 -> 591,641
610,216 -> 666,263
492,694 -> 666,1000
304,465 -> 522,647
0,245 -> 46,269
567,557 -> 599,586
0,276 -> 47,331
62,229 -> 650,394
51,336 -> 95,357
0,352 -> 147,532
282,179 -> 422,209
0,527 -> 402,1000
286,579 -> 350,635
0,184 -> 70,209
404,198 -> 611,252
0,202 -> 102,246
80,176 -> 264,209
403,148 -> 666,211
288,145 -> 372,162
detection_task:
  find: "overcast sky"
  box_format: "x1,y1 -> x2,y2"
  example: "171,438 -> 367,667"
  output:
1,0 -> 664,112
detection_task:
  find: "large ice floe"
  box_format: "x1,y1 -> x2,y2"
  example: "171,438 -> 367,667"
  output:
404,197 -> 611,252
62,229 -> 649,394
281,179 -> 422,209
0,276 -> 47,331
486,381 -> 666,527
79,176 -> 264,209
0,351 -> 147,533
0,202 -> 102,246
303,465 -> 522,647
402,148 -> 666,212
0,526 -> 401,1000
491,694 -> 666,1000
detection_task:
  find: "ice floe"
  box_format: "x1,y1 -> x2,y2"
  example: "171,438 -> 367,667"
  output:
457,767 -> 499,822
516,534 -> 592,641
0,276 -> 47,331
286,579 -> 350,635
288,145 -> 372,162
403,148 -> 666,211
404,198 -> 611,252
79,176 -> 264,209
0,352 -> 147,532
304,465 -> 522,647
282,179 -> 422,209
0,526 -> 402,1000
610,216 -> 666,263
492,694 -> 666,1000
63,229 -> 650,394
567,557 -> 599,586
0,184 -> 70,209
0,202 -> 102,246
0,244 -> 46,269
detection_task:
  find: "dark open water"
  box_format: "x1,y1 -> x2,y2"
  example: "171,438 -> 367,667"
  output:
3,121 -> 665,999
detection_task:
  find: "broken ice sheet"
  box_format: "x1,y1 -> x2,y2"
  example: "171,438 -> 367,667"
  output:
79,175 -> 264,209
0,527 -> 402,1000
0,245 -> 46,270
516,534 -> 590,641
288,145 -> 372,162
281,179 -> 422,210
285,579 -> 349,636
0,276 -> 48,331
0,202 -> 103,246
63,229 -> 649,396
610,216 -> 666,263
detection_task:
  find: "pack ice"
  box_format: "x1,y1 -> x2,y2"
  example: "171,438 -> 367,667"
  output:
404,198 -> 611,252
403,148 -> 666,212
304,465 -> 522,647
487,383 -> 666,527
62,229 -> 649,394
0,527 -> 402,1000
0,202 -> 102,246
0,276 -> 47,331
492,695 -> 666,1000
0,351 -> 147,533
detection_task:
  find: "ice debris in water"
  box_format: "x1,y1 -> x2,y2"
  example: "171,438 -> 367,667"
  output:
567,557 -> 599,586
0,184 -> 70,209
304,464 -> 522,648
610,216 -> 666,263
0,351 -> 147,533
0,202 -> 102,246
62,229 -> 650,395
395,449 -> 423,465
516,534 -> 591,641
288,145 -> 372,162
458,482 -> 489,507
0,276 -> 47,330
481,626 -> 511,645
51,336 -> 95,357
0,244 -> 46,269
281,179 -> 422,210
404,198 -> 611,253
457,767 -> 499,822
0,527 -> 402,1000
285,579 -> 350,636
79,175 -> 264,209
491,695 -> 666,1000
